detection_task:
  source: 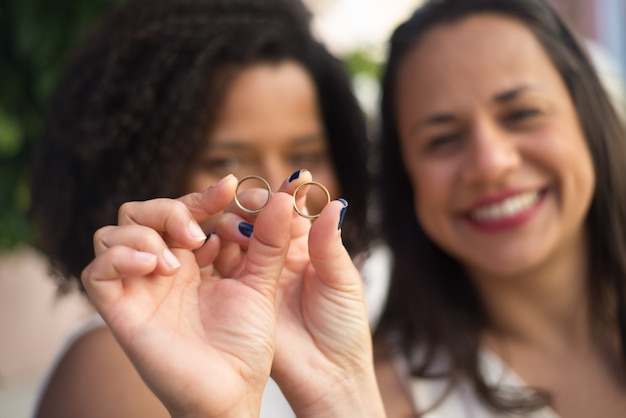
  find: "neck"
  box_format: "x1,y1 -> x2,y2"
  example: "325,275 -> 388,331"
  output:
471,230 -> 594,352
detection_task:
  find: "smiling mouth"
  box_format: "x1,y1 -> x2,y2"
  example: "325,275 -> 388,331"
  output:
468,190 -> 542,222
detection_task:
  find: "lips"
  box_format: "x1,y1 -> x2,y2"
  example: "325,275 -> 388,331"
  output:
464,189 -> 546,231
469,190 -> 541,222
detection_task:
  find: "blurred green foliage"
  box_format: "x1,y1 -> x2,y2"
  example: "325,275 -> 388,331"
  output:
342,48 -> 382,81
0,0 -> 125,249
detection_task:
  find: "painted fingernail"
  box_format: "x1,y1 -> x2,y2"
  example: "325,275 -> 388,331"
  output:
288,170 -> 302,182
238,222 -> 254,237
163,248 -> 181,269
338,198 -> 348,230
188,220 -> 207,242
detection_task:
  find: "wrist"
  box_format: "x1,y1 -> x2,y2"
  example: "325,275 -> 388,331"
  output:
172,407 -> 260,418
169,394 -> 262,418
290,369 -> 386,418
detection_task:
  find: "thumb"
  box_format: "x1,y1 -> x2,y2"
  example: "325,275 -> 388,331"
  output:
308,199 -> 361,291
238,192 -> 294,299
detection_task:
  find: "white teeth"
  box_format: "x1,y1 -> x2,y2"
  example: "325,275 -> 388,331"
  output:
470,191 -> 540,222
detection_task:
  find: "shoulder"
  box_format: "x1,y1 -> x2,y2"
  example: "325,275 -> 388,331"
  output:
35,324 -> 168,418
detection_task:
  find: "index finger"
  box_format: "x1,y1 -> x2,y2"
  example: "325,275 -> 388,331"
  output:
177,174 -> 238,220
118,174 -> 238,248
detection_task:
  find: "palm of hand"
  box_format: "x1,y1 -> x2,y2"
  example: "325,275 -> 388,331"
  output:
106,248 -> 277,416
271,211 -> 372,406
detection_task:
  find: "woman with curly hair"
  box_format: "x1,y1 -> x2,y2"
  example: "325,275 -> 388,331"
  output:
30,0 -> 378,416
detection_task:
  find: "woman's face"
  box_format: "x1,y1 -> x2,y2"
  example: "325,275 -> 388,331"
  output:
395,14 -> 595,280
187,60 -> 339,217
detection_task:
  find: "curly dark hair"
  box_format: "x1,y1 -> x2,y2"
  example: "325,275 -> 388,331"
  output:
375,0 -> 626,414
29,0 -> 372,292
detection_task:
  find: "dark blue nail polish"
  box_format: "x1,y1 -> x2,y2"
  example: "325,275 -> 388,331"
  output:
338,198 -> 348,230
288,170 -> 302,182
238,222 -> 254,237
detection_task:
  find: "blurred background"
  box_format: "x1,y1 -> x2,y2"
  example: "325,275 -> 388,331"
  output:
0,0 -> 624,416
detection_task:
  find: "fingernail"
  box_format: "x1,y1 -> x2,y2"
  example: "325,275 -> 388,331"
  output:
338,198 -> 348,230
288,170 -> 302,182
209,174 -> 235,190
134,251 -> 157,263
163,248 -> 181,269
188,220 -> 207,242
218,174 -> 235,185
204,232 -> 213,243
238,222 -> 254,237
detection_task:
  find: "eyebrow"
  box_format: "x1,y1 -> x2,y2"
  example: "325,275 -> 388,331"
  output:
409,112 -> 455,135
205,133 -> 326,151
409,85 -> 538,133
493,85 -> 534,103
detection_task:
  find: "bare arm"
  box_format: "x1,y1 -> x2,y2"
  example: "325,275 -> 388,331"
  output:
36,326 -> 169,418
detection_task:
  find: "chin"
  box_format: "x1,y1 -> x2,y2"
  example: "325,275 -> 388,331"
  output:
462,250 -> 548,281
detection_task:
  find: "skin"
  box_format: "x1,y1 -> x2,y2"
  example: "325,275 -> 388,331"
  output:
186,60 -> 339,218
396,16 -> 595,282
79,173 -> 384,418
395,14 -> 625,417
37,61 -> 381,417
42,12 -> 626,418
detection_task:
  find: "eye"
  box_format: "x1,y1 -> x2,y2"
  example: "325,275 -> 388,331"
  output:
504,108 -> 541,123
198,157 -> 242,175
289,150 -> 329,167
426,132 -> 463,152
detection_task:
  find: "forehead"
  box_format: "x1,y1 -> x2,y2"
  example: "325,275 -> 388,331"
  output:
207,60 -> 324,143
222,61 -> 317,110
396,13 -> 563,106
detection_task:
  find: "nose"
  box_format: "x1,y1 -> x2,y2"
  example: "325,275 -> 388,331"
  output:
258,156 -> 293,192
460,121 -> 521,186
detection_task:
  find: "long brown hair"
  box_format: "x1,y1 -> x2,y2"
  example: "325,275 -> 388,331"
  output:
375,0 -> 626,413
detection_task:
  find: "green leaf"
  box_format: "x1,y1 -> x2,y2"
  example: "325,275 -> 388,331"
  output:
0,110 -> 21,157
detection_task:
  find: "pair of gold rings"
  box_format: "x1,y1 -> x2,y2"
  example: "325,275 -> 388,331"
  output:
234,175 -> 330,219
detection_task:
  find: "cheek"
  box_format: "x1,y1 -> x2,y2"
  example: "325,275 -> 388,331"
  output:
310,165 -> 339,196
413,179 -> 441,229
400,146 -> 448,225
185,171 -> 223,194
305,168 -> 340,213
563,139 -> 596,217
536,128 -> 595,209
410,164 -> 456,241
569,135 -> 595,192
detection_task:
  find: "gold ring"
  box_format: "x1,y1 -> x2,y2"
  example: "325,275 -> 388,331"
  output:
293,181 -> 331,219
234,175 -> 272,214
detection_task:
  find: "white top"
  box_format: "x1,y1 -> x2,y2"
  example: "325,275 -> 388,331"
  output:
407,348 -> 560,418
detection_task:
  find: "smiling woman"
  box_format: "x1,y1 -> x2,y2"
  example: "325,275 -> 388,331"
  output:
375,0 -> 626,416
394,14 -> 595,278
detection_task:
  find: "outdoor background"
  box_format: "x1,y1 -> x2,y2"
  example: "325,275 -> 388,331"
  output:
0,0 -> 624,417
